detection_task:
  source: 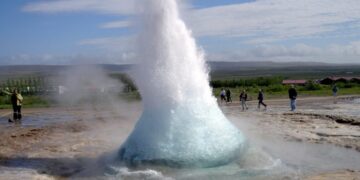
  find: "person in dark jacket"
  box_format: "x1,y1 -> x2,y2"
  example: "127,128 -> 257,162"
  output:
239,89 -> 248,111
332,84 -> 338,104
288,85 -> 298,111
226,89 -> 232,103
257,89 -> 267,110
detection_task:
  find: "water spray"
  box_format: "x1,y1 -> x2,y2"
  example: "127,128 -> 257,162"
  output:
119,0 -> 245,167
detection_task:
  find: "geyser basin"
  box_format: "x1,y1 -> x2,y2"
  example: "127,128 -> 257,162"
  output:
119,0 -> 246,167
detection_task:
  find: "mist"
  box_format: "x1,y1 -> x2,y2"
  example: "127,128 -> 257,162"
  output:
55,65 -> 122,105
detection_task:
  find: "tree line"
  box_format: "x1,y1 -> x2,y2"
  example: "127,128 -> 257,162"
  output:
0,76 -> 57,95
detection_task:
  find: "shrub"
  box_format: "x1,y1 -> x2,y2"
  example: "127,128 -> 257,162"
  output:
343,83 -> 356,88
210,76 -> 284,88
266,84 -> 285,92
304,81 -> 322,91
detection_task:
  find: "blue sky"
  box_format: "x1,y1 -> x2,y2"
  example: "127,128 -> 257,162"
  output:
0,0 -> 360,65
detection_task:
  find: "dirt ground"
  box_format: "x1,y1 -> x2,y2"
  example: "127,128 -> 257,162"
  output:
224,95 -> 360,179
230,95 -> 360,152
0,104 -> 140,179
0,96 -> 359,179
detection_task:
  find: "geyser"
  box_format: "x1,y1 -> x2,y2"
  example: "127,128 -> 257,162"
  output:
119,0 -> 245,167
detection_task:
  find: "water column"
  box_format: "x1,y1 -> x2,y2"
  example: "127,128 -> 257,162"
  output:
119,0 -> 246,167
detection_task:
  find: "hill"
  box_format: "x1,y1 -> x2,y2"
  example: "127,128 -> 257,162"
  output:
0,62 -> 359,80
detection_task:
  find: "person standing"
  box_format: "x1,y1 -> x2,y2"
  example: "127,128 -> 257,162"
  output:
220,88 -> 226,104
226,89 -> 232,103
239,89 -> 248,111
257,89 -> 267,110
288,85 -> 297,111
3,89 -> 23,122
332,84 -> 338,104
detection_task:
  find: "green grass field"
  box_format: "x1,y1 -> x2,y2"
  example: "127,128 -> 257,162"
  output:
1,84 -> 357,109
213,86 -> 360,101
1,64 -> 359,109
0,95 -> 51,109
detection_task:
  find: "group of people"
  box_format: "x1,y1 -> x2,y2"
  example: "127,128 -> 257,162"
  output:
2,89 -> 23,122
220,89 -> 232,103
220,85 -> 299,112
239,89 -> 269,111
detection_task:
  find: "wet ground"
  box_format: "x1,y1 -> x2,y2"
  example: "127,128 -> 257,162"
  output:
0,96 -> 359,179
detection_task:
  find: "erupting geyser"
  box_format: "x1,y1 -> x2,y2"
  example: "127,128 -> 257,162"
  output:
119,0 -> 245,167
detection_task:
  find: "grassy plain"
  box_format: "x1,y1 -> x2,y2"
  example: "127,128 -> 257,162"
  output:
213,86 -> 360,101
0,63 -> 359,108
0,95 -> 50,109
210,62 -> 360,100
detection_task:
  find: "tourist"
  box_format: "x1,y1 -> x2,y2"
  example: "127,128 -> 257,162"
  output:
220,88 -> 226,103
288,85 -> 298,111
239,89 -> 248,111
332,84 -> 338,104
2,89 -> 23,122
257,89 -> 267,110
226,89 -> 232,103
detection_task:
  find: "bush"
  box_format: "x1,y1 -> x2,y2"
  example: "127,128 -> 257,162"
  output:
304,81 -> 322,91
210,76 -> 284,88
266,84 -> 286,92
0,96 -> 10,105
343,83 -> 356,88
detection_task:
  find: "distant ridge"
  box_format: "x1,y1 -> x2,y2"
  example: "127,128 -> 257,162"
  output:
207,61 -> 360,71
207,61 -> 337,71
206,61 -> 360,79
0,62 -> 359,78
0,64 -> 133,75
0,61 -> 356,71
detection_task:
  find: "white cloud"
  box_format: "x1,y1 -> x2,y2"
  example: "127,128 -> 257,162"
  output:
78,36 -> 135,63
79,36 -> 134,51
21,0 -> 360,64
328,41 -> 360,56
209,42 -> 360,63
23,0 -> 360,43
0,53 -> 133,65
22,0 -> 135,15
100,20 -> 131,29
2,41 -> 359,64
187,0 -> 360,43
0,54 -> 67,65
250,44 -> 321,58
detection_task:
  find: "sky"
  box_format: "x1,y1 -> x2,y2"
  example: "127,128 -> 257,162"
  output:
0,0 -> 360,65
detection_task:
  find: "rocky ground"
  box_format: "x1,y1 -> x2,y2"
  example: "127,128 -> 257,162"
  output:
232,96 -> 360,153
0,96 -> 359,179
222,95 -> 360,180
0,105 -> 140,179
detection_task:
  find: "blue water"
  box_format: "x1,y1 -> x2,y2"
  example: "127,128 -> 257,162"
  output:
0,111 -> 74,127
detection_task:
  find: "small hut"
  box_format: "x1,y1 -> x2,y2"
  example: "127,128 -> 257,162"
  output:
282,80 -> 307,86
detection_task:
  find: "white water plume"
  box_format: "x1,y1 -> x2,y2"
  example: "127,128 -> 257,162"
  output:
119,0 -> 245,167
